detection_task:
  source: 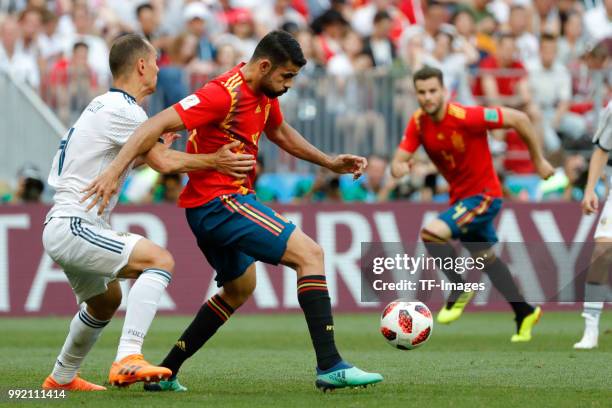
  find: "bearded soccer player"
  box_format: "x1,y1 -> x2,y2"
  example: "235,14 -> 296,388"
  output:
81,30 -> 382,391
391,66 -> 555,342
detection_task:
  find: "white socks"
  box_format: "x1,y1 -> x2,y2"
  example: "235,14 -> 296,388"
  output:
52,307 -> 110,384
115,269 -> 172,362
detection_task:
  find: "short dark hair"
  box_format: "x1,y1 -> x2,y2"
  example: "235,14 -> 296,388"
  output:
413,65 -> 444,87
136,3 -> 153,18
73,41 -> 88,53
109,34 -> 153,79
251,30 -> 306,68
373,10 -> 391,24
540,32 -> 557,43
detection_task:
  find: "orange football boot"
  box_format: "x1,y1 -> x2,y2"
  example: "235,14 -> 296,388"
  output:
108,354 -> 172,387
42,375 -> 106,391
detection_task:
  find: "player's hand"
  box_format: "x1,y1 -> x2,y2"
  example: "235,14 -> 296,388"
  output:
213,141 -> 255,179
80,169 -> 121,216
160,132 -> 181,148
391,160 -> 412,178
582,189 -> 599,215
535,158 -> 555,180
328,154 -> 368,180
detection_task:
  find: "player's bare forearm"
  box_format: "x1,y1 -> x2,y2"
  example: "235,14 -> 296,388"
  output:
390,149 -> 413,178
145,140 -> 254,177
108,107 -> 186,177
501,107 -> 544,162
145,147 -> 214,174
267,121 -> 332,168
585,147 -> 609,194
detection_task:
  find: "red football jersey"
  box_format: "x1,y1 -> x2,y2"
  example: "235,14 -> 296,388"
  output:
399,103 -> 505,204
173,63 -> 283,208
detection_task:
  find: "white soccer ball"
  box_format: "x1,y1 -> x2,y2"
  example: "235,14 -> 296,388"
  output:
379,300 -> 433,350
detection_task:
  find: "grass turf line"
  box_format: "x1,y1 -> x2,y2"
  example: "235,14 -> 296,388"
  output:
0,312 -> 610,407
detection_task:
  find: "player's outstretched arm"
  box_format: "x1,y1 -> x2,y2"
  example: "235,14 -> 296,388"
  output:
81,107 -> 185,214
582,147 -> 608,215
266,121 -> 367,179
144,140 -> 255,178
390,149 -> 413,179
500,107 -> 554,180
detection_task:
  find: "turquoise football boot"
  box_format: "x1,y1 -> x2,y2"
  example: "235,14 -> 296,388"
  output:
143,377 -> 187,392
315,361 -> 383,392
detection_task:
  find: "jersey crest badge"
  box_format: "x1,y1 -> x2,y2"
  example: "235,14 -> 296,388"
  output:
179,94 -> 200,111
484,108 -> 499,123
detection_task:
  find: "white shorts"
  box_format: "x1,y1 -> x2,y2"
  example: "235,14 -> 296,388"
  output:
42,216 -> 143,304
594,194 -> 612,239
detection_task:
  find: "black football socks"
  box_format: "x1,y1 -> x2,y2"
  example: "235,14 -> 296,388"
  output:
297,275 -> 342,370
160,294 -> 234,377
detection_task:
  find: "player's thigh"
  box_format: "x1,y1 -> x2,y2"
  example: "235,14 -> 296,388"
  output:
84,279 -> 122,321
422,218 -> 453,241
197,239 -> 255,288
43,217 -> 142,303
117,238 -> 175,279
453,196 -> 502,250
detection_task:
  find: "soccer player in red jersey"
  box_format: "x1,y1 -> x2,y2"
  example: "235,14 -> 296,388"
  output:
81,31 -> 382,392
391,66 -> 555,342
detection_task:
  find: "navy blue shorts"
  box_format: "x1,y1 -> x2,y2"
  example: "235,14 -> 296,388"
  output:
186,194 -> 296,287
438,194 -> 502,249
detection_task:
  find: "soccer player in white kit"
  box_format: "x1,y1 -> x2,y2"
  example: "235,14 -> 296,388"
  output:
41,34 -> 255,390
578,101 -> 612,349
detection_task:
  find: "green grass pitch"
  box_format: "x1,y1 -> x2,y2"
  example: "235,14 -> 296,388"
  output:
0,311 -> 610,407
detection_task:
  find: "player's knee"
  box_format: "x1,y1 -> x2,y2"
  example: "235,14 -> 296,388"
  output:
592,243 -> 612,264
224,282 -> 255,306
302,240 -> 324,268
151,249 -> 175,274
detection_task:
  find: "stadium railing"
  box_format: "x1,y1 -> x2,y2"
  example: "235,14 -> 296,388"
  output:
0,71 -> 66,182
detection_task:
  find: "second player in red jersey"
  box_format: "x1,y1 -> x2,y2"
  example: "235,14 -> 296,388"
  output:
173,63 -> 283,207
392,66 -> 554,343
399,103 -> 505,203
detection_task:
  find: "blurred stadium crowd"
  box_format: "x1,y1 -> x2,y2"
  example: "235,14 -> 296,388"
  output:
0,0 -> 611,204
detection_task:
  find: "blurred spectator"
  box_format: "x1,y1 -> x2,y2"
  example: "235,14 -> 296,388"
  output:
362,10 -> 395,69
421,31 -> 476,105
508,5 -> 539,64
532,0 -> 561,36
527,34 -> 586,153
254,156 -> 278,202
48,41 -> 99,124
38,8 -> 63,61
0,15 -> 39,88
328,30 -> 386,156
557,11 -> 587,65
62,4 -> 110,86
254,0 -> 306,38
12,163 -> 44,203
583,0 -> 612,42
213,42 -> 240,73
184,1 -> 216,63
215,8 -> 258,60
474,34 -> 535,113
295,167 -> 342,202
18,7 -> 42,59
312,8 -> 348,64
136,3 -> 162,46
151,173 -> 183,203
155,32 -> 196,109
351,0 -> 408,41
452,9 -> 479,62
342,154 -> 394,202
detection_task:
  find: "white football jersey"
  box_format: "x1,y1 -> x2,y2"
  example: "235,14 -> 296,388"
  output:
592,101 -> 612,178
46,89 -> 147,227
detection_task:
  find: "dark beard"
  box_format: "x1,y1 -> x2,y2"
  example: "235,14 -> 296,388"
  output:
261,85 -> 288,98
